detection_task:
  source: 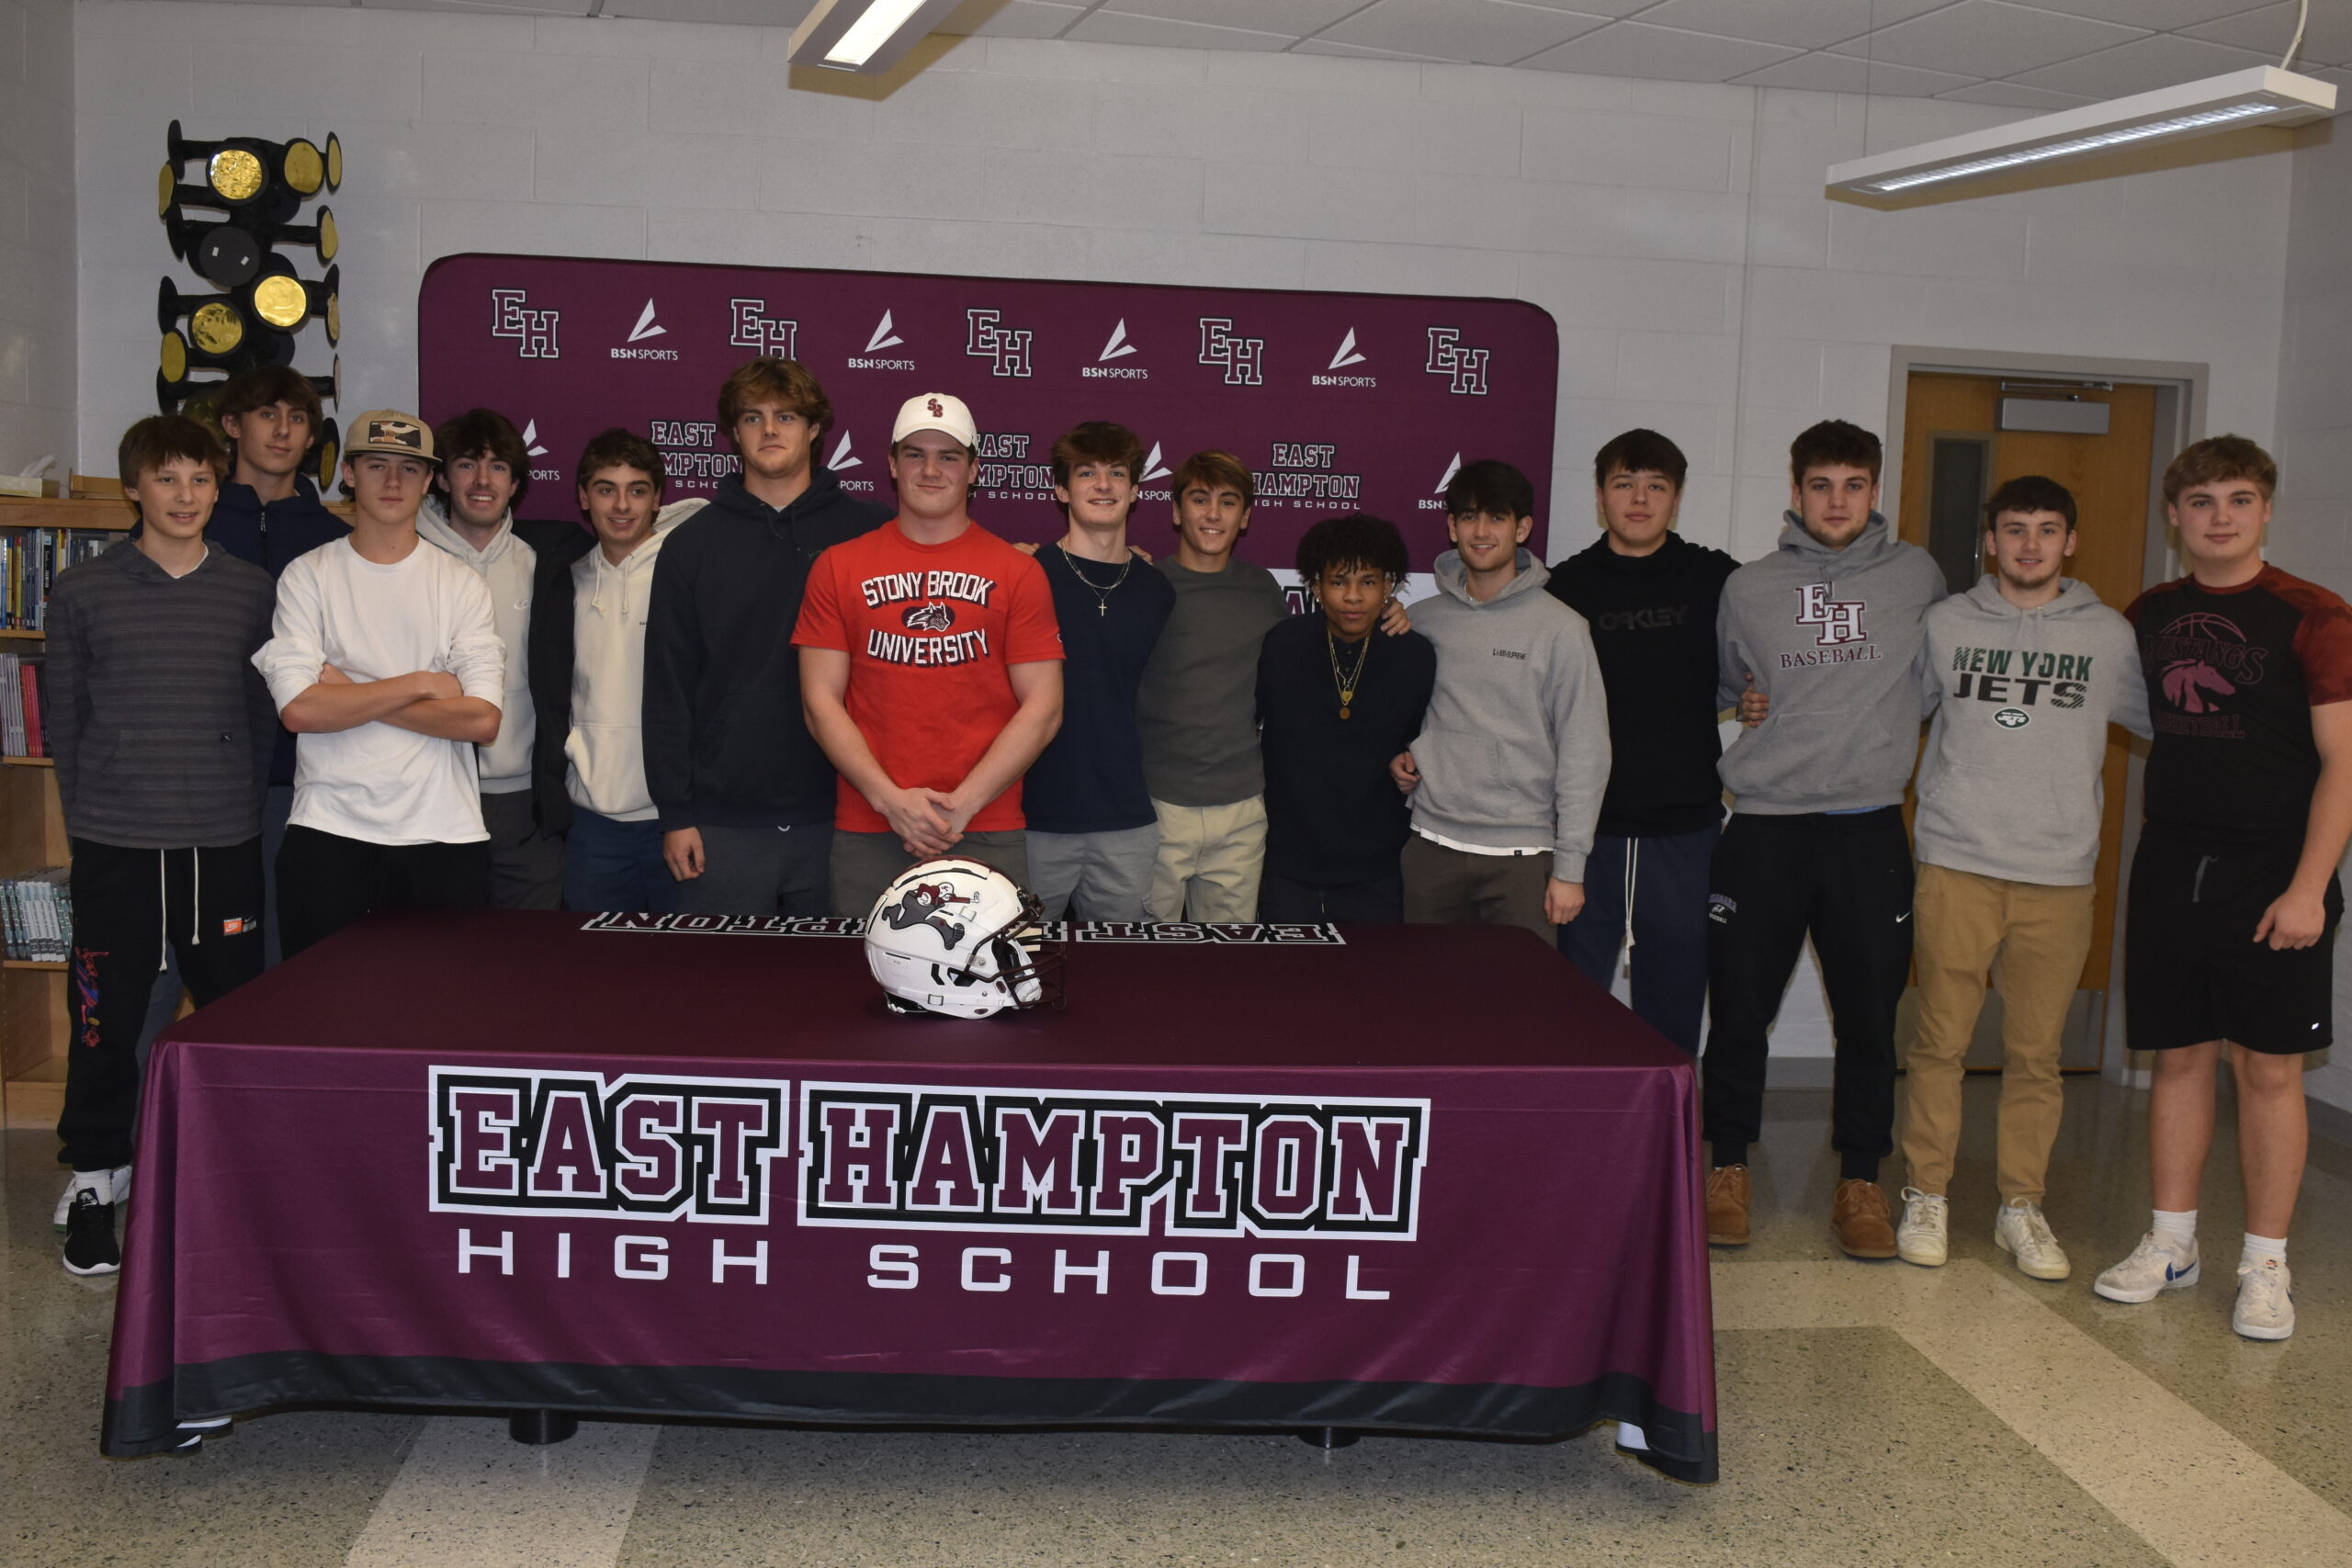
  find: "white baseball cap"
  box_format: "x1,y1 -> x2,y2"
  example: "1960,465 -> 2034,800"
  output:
892,391 -> 978,450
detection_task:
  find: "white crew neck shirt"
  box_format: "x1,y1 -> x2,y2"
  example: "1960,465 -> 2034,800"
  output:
254,536 -> 505,845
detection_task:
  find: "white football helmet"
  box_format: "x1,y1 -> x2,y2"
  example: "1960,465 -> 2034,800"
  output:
865,858 -> 1064,1019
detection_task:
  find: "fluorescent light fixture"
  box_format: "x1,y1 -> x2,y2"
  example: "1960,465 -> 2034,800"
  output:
786,0 -> 966,74
1826,66 -> 2335,197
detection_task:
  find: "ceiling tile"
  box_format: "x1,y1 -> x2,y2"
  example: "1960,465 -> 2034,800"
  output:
1293,38 -> 1455,63
1520,20 -> 1804,79
1732,51 -> 1976,97
938,0 -> 1083,39
1318,0 -> 1613,69
1634,0 -> 1945,53
2015,0 -> 2278,28
1112,0 -> 1363,33
1831,0 -> 2146,80
2008,31 -> 2279,96
1936,79 -> 2097,108
1069,9 -> 1296,51
2187,1 -> 2352,67
605,0 -> 805,21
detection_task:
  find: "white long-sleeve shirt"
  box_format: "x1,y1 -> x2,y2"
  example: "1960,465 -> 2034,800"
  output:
254,535 -> 504,845
565,505 -> 692,821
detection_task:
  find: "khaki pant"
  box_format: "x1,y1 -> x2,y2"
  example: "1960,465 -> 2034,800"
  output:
1148,796 -> 1266,921
1901,863 -> 2095,1205
1400,832 -> 1553,942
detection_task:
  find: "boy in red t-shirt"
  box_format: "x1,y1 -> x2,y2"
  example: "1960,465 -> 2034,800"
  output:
2095,436 -> 2352,1343
795,392 -> 1064,917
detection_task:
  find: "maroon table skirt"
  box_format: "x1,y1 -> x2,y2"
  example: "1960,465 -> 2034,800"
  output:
103,911 -> 1717,1483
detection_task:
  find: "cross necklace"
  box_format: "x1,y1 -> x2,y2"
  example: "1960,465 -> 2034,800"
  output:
1057,543 -> 1132,615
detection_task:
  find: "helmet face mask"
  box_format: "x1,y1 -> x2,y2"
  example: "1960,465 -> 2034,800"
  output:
867,862 -> 1066,1018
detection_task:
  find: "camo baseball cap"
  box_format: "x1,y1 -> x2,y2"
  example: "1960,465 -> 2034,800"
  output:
345,409 -> 438,463
892,392 -> 978,450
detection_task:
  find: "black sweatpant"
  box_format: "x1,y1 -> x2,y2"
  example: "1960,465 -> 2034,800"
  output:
1259,870 -> 1403,925
276,826 -> 491,961
57,838 -> 266,1170
1701,807 -> 1915,1162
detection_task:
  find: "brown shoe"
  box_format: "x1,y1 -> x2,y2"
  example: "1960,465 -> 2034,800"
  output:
1705,1165 -> 1751,1247
1833,1179 -> 1897,1259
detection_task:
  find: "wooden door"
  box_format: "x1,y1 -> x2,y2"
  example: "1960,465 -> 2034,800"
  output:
1896,373 -> 2156,1055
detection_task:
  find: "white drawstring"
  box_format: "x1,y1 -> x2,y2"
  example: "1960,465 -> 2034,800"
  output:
1622,839 -> 1641,980
154,852 -> 168,973
190,849 -> 202,948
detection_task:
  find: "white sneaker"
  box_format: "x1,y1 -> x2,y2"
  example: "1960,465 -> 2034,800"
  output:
1994,1201 -> 2071,1280
2094,1231 -> 2199,1303
1896,1188 -> 1948,1266
2233,1258 -> 2295,1341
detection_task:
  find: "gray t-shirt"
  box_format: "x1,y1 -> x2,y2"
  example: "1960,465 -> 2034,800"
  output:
1136,557 -> 1287,807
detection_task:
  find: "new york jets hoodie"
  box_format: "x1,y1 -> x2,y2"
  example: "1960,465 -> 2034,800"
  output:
1915,576 -> 2151,886
1407,549 -> 1611,883
1716,513 -> 1944,814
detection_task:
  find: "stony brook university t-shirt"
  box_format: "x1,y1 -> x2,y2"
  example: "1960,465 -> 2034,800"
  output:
793,520 -> 1062,834
2127,564 -> 2352,847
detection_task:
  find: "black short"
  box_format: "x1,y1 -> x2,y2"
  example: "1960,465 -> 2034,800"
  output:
2124,830 -> 2341,1055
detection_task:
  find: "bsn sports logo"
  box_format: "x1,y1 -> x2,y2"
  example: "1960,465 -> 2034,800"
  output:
1424,328 -> 1489,395
728,297 -> 800,358
1314,327 -> 1375,388
611,299 -> 679,361
490,288 -> 560,358
850,310 -> 915,370
1088,319 -> 1148,379
430,1067 -> 786,1223
800,1082 -> 1429,1239
1198,317 -> 1266,386
965,309 -> 1034,378
1795,581 -> 1867,646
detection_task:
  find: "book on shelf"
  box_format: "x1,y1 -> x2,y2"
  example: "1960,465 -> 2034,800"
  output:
0,867 -> 71,963
1,527 -> 116,632
0,649 -> 48,757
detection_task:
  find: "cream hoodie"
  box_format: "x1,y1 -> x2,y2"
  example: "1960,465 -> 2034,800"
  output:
565,502 -> 697,821
417,499 -> 537,793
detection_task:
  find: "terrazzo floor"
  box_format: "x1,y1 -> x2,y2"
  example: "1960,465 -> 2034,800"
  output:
6,1073 -> 2346,1567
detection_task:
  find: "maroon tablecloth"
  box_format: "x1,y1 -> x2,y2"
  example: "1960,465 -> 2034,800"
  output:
103,911 -> 1716,1482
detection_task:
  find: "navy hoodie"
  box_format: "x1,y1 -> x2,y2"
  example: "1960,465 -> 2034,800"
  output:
640,468 -> 888,831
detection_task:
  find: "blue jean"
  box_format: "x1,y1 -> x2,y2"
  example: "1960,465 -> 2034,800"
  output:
563,809 -> 675,915
1558,823 -> 1718,1055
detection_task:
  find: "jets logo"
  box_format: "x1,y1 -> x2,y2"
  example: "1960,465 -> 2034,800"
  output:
902,601 -> 954,632
882,882 -> 974,949
1995,707 -> 2030,729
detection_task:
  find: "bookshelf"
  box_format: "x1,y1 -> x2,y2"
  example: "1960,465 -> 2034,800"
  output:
0,496 -> 133,1127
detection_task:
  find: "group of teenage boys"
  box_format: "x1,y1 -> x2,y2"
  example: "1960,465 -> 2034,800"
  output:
43,360 -> 2346,1354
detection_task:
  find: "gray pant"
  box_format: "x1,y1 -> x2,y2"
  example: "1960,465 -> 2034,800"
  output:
831,829 -> 1028,919
673,822 -> 834,918
1400,833 -> 1553,942
1027,824 -> 1159,920
481,788 -> 566,911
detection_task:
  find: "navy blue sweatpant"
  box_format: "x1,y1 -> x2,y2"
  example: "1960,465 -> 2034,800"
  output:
1558,823 -> 1717,1055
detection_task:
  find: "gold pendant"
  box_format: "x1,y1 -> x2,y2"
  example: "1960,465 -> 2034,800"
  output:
1340,705 -> 1351,720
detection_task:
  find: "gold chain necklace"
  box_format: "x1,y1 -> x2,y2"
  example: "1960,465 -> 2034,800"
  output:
1327,627 -> 1369,719
1057,543 -> 1132,615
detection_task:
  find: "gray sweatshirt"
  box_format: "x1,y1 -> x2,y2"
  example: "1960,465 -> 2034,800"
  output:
1408,550 -> 1611,883
1915,576 -> 2151,886
1136,557 -> 1288,807
1716,513 -> 1944,814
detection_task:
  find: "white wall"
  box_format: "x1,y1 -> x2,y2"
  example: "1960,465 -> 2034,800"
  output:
2273,118 -> 2352,1117
1,0 -> 74,478
71,1 -> 2310,1058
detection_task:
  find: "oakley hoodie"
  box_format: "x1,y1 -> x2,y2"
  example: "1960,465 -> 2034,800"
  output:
1915,576 -> 2151,886
1407,549 -> 1611,883
417,499 -> 539,797
1716,513 -> 1943,814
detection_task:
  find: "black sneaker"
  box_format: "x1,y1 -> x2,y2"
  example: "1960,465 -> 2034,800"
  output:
62,1189 -> 120,1277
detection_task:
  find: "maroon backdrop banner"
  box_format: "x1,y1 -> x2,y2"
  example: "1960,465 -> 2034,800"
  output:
416,254 -> 1559,570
